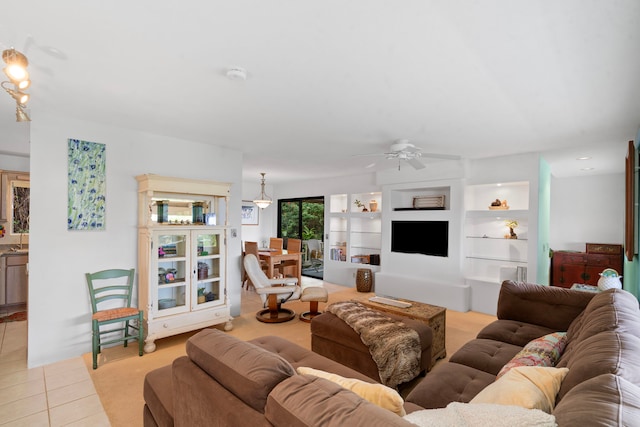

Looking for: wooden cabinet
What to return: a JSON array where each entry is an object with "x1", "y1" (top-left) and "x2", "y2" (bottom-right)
[
  {"x1": 136, "y1": 174, "x2": 232, "y2": 353},
  {"x1": 0, "y1": 254, "x2": 28, "y2": 306},
  {"x1": 551, "y1": 244, "x2": 623, "y2": 288}
]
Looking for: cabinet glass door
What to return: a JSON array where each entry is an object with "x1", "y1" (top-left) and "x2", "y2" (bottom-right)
[
  {"x1": 154, "y1": 230, "x2": 190, "y2": 316},
  {"x1": 192, "y1": 230, "x2": 225, "y2": 310}
]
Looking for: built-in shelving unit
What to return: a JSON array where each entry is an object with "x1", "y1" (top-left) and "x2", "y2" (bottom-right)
[
  {"x1": 390, "y1": 186, "x2": 451, "y2": 211},
  {"x1": 464, "y1": 182, "x2": 530, "y2": 284},
  {"x1": 328, "y1": 192, "x2": 382, "y2": 266}
]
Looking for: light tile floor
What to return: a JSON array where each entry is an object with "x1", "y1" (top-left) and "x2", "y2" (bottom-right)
[
  {"x1": 0, "y1": 308, "x2": 110, "y2": 427},
  {"x1": 0, "y1": 276, "x2": 337, "y2": 426}
]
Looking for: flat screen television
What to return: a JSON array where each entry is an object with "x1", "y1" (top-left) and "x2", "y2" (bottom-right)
[{"x1": 391, "y1": 220, "x2": 449, "y2": 257}]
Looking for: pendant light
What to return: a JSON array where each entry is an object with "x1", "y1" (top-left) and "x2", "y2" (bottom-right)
[{"x1": 253, "y1": 172, "x2": 272, "y2": 209}]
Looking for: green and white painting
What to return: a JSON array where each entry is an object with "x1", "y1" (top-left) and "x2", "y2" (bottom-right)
[{"x1": 68, "y1": 139, "x2": 106, "y2": 230}]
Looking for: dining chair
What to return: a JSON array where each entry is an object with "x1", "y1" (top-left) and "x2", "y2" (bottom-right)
[
  {"x1": 243, "y1": 254, "x2": 301, "y2": 323},
  {"x1": 278, "y1": 238, "x2": 302, "y2": 277},
  {"x1": 243, "y1": 241, "x2": 268, "y2": 290},
  {"x1": 269, "y1": 237, "x2": 284, "y2": 251},
  {"x1": 306, "y1": 239, "x2": 324, "y2": 271},
  {"x1": 85, "y1": 268, "x2": 144, "y2": 369}
]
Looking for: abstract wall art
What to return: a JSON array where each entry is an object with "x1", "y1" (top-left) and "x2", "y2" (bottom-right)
[
  {"x1": 68, "y1": 139, "x2": 106, "y2": 230},
  {"x1": 241, "y1": 201, "x2": 259, "y2": 225}
]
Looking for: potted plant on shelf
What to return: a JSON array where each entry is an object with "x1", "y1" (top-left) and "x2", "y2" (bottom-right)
[
  {"x1": 197, "y1": 287, "x2": 206, "y2": 304},
  {"x1": 354, "y1": 199, "x2": 368, "y2": 212},
  {"x1": 504, "y1": 220, "x2": 518, "y2": 239}
]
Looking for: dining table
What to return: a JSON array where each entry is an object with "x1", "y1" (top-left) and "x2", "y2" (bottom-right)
[{"x1": 258, "y1": 249, "x2": 302, "y2": 283}]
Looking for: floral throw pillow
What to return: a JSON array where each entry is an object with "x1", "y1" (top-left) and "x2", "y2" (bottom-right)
[{"x1": 497, "y1": 332, "x2": 567, "y2": 379}]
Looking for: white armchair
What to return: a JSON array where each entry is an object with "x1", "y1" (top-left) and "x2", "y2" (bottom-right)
[{"x1": 243, "y1": 254, "x2": 301, "y2": 323}]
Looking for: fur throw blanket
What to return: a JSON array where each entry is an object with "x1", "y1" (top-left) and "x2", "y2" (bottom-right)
[{"x1": 327, "y1": 300, "x2": 421, "y2": 388}]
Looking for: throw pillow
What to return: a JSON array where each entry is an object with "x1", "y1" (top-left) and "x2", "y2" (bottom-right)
[
  {"x1": 470, "y1": 366, "x2": 569, "y2": 413},
  {"x1": 403, "y1": 402, "x2": 557, "y2": 427},
  {"x1": 497, "y1": 331, "x2": 567, "y2": 379},
  {"x1": 296, "y1": 366, "x2": 406, "y2": 416}
]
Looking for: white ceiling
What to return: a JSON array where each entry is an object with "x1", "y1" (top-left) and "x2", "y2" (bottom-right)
[{"x1": 1, "y1": 1, "x2": 638, "y2": 183}]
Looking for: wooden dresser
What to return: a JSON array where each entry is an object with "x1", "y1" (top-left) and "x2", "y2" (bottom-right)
[{"x1": 551, "y1": 243, "x2": 623, "y2": 288}]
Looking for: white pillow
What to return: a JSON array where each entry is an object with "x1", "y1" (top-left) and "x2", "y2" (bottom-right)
[
  {"x1": 403, "y1": 402, "x2": 556, "y2": 427},
  {"x1": 296, "y1": 366, "x2": 406, "y2": 416},
  {"x1": 470, "y1": 366, "x2": 569, "y2": 413}
]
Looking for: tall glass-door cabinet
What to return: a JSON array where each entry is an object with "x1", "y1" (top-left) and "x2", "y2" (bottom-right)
[{"x1": 136, "y1": 174, "x2": 232, "y2": 353}]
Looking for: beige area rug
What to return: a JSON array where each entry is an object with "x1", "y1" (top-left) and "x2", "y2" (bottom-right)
[{"x1": 83, "y1": 284, "x2": 496, "y2": 427}]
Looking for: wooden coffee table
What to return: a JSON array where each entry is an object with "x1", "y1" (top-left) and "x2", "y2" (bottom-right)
[{"x1": 352, "y1": 294, "x2": 446, "y2": 368}]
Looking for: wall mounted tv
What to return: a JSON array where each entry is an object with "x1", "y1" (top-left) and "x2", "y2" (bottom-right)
[{"x1": 391, "y1": 220, "x2": 449, "y2": 257}]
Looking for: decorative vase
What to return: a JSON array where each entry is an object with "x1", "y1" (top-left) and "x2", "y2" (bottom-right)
[
  {"x1": 369, "y1": 200, "x2": 378, "y2": 212},
  {"x1": 597, "y1": 273, "x2": 622, "y2": 291}
]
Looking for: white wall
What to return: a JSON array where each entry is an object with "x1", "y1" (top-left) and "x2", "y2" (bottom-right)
[
  {"x1": 0, "y1": 154, "x2": 29, "y2": 172},
  {"x1": 28, "y1": 114, "x2": 243, "y2": 367},
  {"x1": 550, "y1": 173, "x2": 624, "y2": 251},
  {"x1": 241, "y1": 180, "x2": 275, "y2": 248}
]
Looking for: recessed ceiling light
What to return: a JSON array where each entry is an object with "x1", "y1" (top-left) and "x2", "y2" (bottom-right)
[
  {"x1": 577, "y1": 156, "x2": 591, "y2": 160},
  {"x1": 581, "y1": 167, "x2": 595, "y2": 171},
  {"x1": 365, "y1": 163, "x2": 376, "y2": 168}
]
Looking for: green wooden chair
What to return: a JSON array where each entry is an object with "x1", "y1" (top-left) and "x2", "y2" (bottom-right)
[{"x1": 85, "y1": 268, "x2": 144, "y2": 369}]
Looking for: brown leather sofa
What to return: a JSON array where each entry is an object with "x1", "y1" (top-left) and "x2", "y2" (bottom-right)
[{"x1": 143, "y1": 281, "x2": 640, "y2": 426}]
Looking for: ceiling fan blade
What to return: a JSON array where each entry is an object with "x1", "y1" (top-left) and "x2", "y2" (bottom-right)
[
  {"x1": 352, "y1": 152, "x2": 386, "y2": 158},
  {"x1": 408, "y1": 158, "x2": 426, "y2": 170},
  {"x1": 421, "y1": 153, "x2": 461, "y2": 160}
]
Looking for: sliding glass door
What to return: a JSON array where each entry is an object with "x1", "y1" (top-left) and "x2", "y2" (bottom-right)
[{"x1": 278, "y1": 197, "x2": 324, "y2": 278}]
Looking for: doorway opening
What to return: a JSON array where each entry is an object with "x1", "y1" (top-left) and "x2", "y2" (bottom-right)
[{"x1": 277, "y1": 197, "x2": 324, "y2": 279}]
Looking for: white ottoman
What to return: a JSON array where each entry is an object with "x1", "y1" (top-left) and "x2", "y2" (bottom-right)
[{"x1": 300, "y1": 286, "x2": 329, "y2": 323}]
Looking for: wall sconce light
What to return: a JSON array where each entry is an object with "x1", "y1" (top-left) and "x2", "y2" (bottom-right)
[
  {"x1": 2, "y1": 48, "x2": 31, "y2": 122},
  {"x1": 253, "y1": 173, "x2": 272, "y2": 209}
]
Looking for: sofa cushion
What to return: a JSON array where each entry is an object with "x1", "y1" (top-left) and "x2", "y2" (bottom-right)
[
  {"x1": 405, "y1": 362, "x2": 495, "y2": 409},
  {"x1": 563, "y1": 289, "x2": 640, "y2": 359},
  {"x1": 556, "y1": 330, "x2": 640, "y2": 401},
  {"x1": 265, "y1": 374, "x2": 414, "y2": 427},
  {"x1": 497, "y1": 281, "x2": 595, "y2": 331},
  {"x1": 476, "y1": 319, "x2": 556, "y2": 347},
  {"x1": 449, "y1": 338, "x2": 522, "y2": 376},
  {"x1": 249, "y1": 335, "x2": 378, "y2": 383},
  {"x1": 470, "y1": 366, "x2": 569, "y2": 413},
  {"x1": 185, "y1": 329, "x2": 295, "y2": 413},
  {"x1": 497, "y1": 332, "x2": 567, "y2": 379},
  {"x1": 553, "y1": 374, "x2": 640, "y2": 426},
  {"x1": 404, "y1": 402, "x2": 556, "y2": 427},
  {"x1": 297, "y1": 366, "x2": 406, "y2": 416},
  {"x1": 143, "y1": 364, "x2": 174, "y2": 427}
]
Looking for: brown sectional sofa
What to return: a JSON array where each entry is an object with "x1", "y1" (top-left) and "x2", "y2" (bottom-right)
[{"x1": 143, "y1": 281, "x2": 640, "y2": 426}]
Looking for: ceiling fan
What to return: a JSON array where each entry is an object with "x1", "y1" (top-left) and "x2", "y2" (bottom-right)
[{"x1": 357, "y1": 139, "x2": 460, "y2": 170}]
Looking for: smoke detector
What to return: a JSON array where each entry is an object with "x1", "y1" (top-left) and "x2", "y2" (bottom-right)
[{"x1": 226, "y1": 67, "x2": 247, "y2": 81}]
